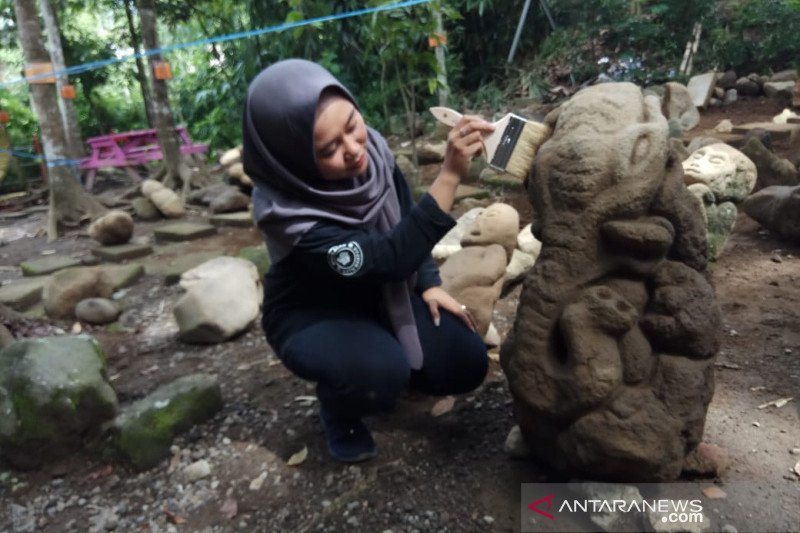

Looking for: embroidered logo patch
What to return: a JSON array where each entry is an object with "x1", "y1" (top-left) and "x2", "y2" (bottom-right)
[{"x1": 327, "y1": 241, "x2": 364, "y2": 276}]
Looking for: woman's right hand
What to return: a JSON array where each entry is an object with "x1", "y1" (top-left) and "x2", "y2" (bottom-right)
[{"x1": 441, "y1": 116, "x2": 495, "y2": 180}]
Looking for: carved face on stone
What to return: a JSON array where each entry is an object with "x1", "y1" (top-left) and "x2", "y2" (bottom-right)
[
  {"x1": 682, "y1": 143, "x2": 756, "y2": 202},
  {"x1": 461, "y1": 203, "x2": 519, "y2": 258},
  {"x1": 533, "y1": 83, "x2": 669, "y2": 216}
]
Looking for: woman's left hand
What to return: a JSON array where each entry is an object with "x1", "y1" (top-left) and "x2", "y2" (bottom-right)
[{"x1": 421, "y1": 286, "x2": 477, "y2": 332}]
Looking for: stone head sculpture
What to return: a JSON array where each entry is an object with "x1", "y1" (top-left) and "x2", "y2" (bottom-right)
[
  {"x1": 683, "y1": 143, "x2": 756, "y2": 202},
  {"x1": 530, "y1": 83, "x2": 670, "y2": 252},
  {"x1": 460, "y1": 202, "x2": 519, "y2": 259}
]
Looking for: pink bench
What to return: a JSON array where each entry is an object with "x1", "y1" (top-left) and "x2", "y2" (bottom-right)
[{"x1": 80, "y1": 126, "x2": 208, "y2": 190}]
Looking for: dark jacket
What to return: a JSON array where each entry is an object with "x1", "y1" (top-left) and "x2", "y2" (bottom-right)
[{"x1": 261, "y1": 165, "x2": 456, "y2": 353}]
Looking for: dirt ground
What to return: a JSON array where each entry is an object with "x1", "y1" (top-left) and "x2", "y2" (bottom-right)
[{"x1": 0, "y1": 97, "x2": 799, "y2": 532}]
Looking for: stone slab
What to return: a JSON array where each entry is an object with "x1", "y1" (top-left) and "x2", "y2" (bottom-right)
[
  {"x1": 20, "y1": 255, "x2": 81, "y2": 277},
  {"x1": 730, "y1": 122, "x2": 799, "y2": 140},
  {"x1": 101, "y1": 264, "x2": 145, "y2": 289},
  {"x1": 0, "y1": 277, "x2": 48, "y2": 311},
  {"x1": 92, "y1": 243, "x2": 153, "y2": 262},
  {"x1": 144, "y1": 250, "x2": 222, "y2": 284},
  {"x1": 209, "y1": 212, "x2": 253, "y2": 228},
  {"x1": 687, "y1": 71, "x2": 717, "y2": 108},
  {"x1": 153, "y1": 222, "x2": 217, "y2": 242}
]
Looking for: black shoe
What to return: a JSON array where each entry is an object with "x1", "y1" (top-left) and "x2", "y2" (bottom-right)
[{"x1": 319, "y1": 406, "x2": 377, "y2": 463}]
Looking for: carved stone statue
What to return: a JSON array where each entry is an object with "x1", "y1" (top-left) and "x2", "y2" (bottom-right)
[
  {"x1": 501, "y1": 82, "x2": 721, "y2": 481},
  {"x1": 682, "y1": 143, "x2": 756, "y2": 202},
  {"x1": 682, "y1": 143, "x2": 757, "y2": 258}
]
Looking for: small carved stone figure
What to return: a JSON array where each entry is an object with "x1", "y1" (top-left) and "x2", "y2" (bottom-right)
[
  {"x1": 682, "y1": 142, "x2": 757, "y2": 258},
  {"x1": 682, "y1": 142, "x2": 756, "y2": 202},
  {"x1": 501, "y1": 82, "x2": 721, "y2": 481}
]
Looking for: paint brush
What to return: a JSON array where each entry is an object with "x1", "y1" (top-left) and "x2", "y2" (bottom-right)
[{"x1": 430, "y1": 106, "x2": 551, "y2": 180}]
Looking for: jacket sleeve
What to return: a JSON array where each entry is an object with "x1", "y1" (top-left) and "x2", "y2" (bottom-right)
[
  {"x1": 290, "y1": 189, "x2": 454, "y2": 284},
  {"x1": 392, "y1": 164, "x2": 445, "y2": 293}
]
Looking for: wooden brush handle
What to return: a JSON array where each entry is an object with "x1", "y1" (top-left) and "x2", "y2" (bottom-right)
[{"x1": 429, "y1": 107, "x2": 464, "y2": 127}]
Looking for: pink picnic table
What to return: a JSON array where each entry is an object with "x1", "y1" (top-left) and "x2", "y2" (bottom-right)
[{"x1": 79, "y1": 126, "x2": 208, "y2": 190}]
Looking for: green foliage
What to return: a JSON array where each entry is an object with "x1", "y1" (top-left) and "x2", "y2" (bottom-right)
[
  {"x1": 4, "y1": 0, "x2": 800, "y2": 165},
  {"x1": 702, "y1": 0, "x2": 800, "y2": 73}
]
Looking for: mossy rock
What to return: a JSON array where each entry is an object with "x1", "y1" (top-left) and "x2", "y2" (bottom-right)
[
  {"x1": 105, "y1": 374, "x2": 222, "y2": 470},
  {"x1": 0, "y1": 335, "x2": 118, "y2": 469},
  {"x1": 237, "y1": 245, "x2": 271, "y2": 277},
  {"x1": 706, "y1": 202, "x2": 738, "y2": 260}
]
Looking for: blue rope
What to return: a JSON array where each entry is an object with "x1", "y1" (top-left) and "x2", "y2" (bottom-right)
[
  {"x1": 0, "y1": 0, "x2": 431, "y2": 89},
  {"x1": 0, "y1": 147, "x2": 82, "y2": 167}
]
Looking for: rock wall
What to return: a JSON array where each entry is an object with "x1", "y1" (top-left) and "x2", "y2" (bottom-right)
[{"x1": 500, "y1": 82, "x2": 721, "y2": 481}]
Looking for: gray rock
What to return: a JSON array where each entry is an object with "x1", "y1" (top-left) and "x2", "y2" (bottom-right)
[
  {"x1": 577, "y1": 482, "x2": 643, "y2": 532},
  {"x1": 395, "y1": 155, "x2": 417, "y2": 179},
  {"x1": 742, "y1": 185, "x2": 800, "y2": 241},
  {"x1": 416, "y1": 141, "x2": 446, "y2": 164},
  {"x1": 105, "y1": 374, "x2": 222, "y2": 470},
  {"x1": 763, "y1": 81, "x2": 795, "y2": 99},
  {"x1": 175, "y1": 258, "x2": 262, "y2": 343},
  {"x1": 132, "y1": 197, "x2": 161, "y2": 221},
  {"x1": 75, "y1": 298, "x2": 121, "y2": 325},
  {"x1": 188, "y1": 183, "x2": 231, "y2": 206},
  {"x1": 88, "y1": 210, "x2": 134, "y2": 245},
  {"x1": 43, "y1": 267, "x2": 114, "y2": 319},
  {"x1": 740, "y1": 137, "x2": 799, "y2": 190},
  {"x1": 209, "y1": 188, "x2": 250, "y2": 214},
  {"x1": 0, "y1": 323, "x2": 14, "y2": 349},
  {"x1": 735, "y1": 77, "x2": 760, "y2": 96},
  {"x1": 183, "y1": 459, "x2": 212, "y2": 481},
  {"x1": 769, "y1": 69, "x2": 798, "y2": 82},
  {"x1": 687, "y1": 137, "x2": 722, "y2": 154},
  {"x1": 503, "y1": 425, "x2": 531, "y2": 459},
  {"x1": 724, "y1": 89, "x2": 738, "y2": 106},
  {"x1": 717, "y1": 70, "x2": 737, "y2": 90},
  {"x1": 664, "y1": 82, "x2": 699, "y2": 131},
  {"x1": 0, "y1": 335, "x2": 118, "y2": 468},
  {"x1": 667, "y1": 118, "x2": 683, "y2": 139}
]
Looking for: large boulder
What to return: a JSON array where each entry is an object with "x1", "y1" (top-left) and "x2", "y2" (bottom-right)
[
  {"x1": 88, "y1": 210, "x2": 134, "y2": 245},
  {"x1": 440, "y1": 244, "x2": 506, "y2": 337},
  {"x1": 682, "y1": 142, "x2": 757, "y2": 202},
  {"x1": 132, "y1": 197, "x2": 162, "y2": 221},
  {"x1": 0, "y1": 335, "x2": 118, "y2": 468},
  {"x1": 104, "y1": 374, "x2": 222, "y2": 470},
  {"x1": 742, "y1": 185, "x2": 800, "y2": 241},
  {"x1": 735, "y1": 76, "x2": 760, "y2": 96},
  {"x1": 739, "y1": 137, "x2": 798, "y2": 191},
  {"x1": 763, "y1": 81, "x2": 795, "y2": 99},
  {"x1": 501, "y1": 82, "x2": 720, "y2": 482},
  {"x1": 460, "y1": 202, "x2": 520, "y2": 259},
  {"x1": 141, "y1": 179, "x2": 184, "y2": 218},
  {"x1": 209, "y1": 188, "x2": 250, "y2": 213},
  {"x1": 174, "y1": 257, "x2": 262, "y2": 343},
  {"x1": 75, "y1": 298, "x2": 121, "y2": 325},
  {"x1": 663, "y1": 82, "x2": 700, "y2": 131},
  {"x1": 43, "y1": 267, "x2": 114, "y2": 319}
]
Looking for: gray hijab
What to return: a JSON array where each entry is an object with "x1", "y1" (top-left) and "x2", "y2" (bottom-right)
[{"x1": 242, "y1": 59, "x2": 424, "y2": 369}]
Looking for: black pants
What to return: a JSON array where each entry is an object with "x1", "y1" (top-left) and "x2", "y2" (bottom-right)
[{"x1": 278, "y1": 293, "x2": 489, "y2": 420}]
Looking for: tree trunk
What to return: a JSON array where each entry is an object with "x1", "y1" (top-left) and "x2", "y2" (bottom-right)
[
  {"x1": 137, "y1": 0, "x2": 190, "y2": 189},
  {"x1": 38, "y1": 0, "x2": 84, "y2": 160},
  {"x1": 124, "y1": 0, "x2": 154, "y2": 127},
  {"x1": 13, "y1": 0, "x2": 104, "y2": 240}
]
